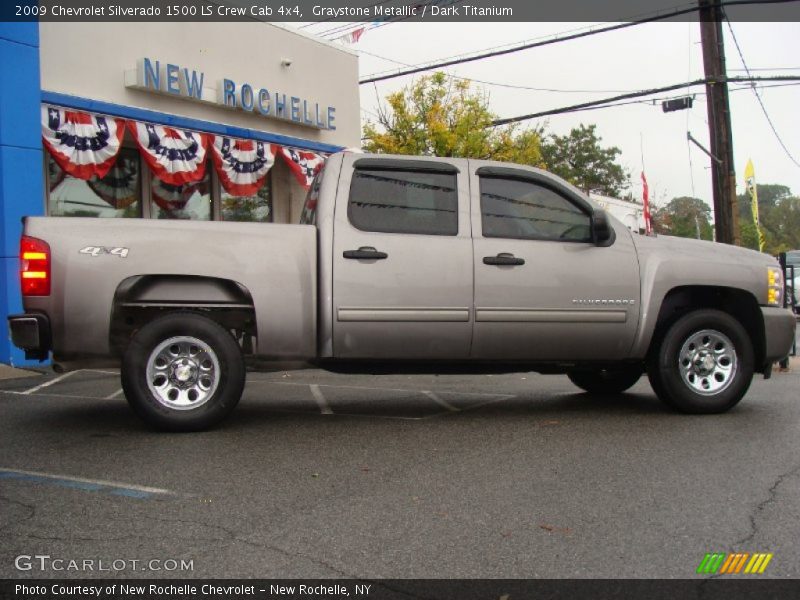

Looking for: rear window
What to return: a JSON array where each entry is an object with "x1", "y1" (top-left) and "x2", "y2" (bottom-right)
[{"x1": 347, "y1": 168, "x2": 458, "y2": 236}]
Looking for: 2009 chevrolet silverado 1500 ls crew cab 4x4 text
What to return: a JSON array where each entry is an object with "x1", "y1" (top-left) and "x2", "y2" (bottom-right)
[{"x1": 8, "y1": 153, "x2": 796, "y2": 430}]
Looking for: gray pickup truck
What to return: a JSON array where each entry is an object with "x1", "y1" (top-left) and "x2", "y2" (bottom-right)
[{"x1": 8, "y1": 152, "x2": 796, "y2": 430}]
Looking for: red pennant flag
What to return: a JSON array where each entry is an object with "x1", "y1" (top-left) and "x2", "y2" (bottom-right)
[{"x1": 641, "y1": 172, "x2": 652, "y2": 235}]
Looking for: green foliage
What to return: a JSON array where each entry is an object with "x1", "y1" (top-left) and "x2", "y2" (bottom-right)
[
  {"x1": 736, "y1": 183, "x2": 800, "y2": 253},
  {"x1": 539, "y1": 124, "x2": 629, "y2": 196},
  {"x1": 652, "y1": 196, "x2": 714, "y2": 241},
  {"x1": 362, "y1": 72, "x2": 544, "y2": 166}
]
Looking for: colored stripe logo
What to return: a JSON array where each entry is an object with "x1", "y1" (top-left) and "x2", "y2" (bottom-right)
[{"x1": 697, "y1": 552, "x2": 773, "y2": 575}]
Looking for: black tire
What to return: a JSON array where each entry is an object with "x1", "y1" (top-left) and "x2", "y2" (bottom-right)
[
  {"x1": 647, "y1": 309, "x2": 754, "y2": 414},
  {"x1": 122, "y1": 312, "x2": 245, "y2": 431},
  {"x1": 567, "y1": 366, "x2": 643, "y2": 395}
]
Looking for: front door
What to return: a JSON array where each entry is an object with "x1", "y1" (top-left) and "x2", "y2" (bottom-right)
[
  {"x1": 469, "y1": 163, "x2": 641, "y2": 361},
  {"x1": 332, "y1": 155, "x2": 473, "y2": 359}
]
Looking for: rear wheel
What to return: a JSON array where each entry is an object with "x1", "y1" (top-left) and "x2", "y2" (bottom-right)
[
  {"x1": 647, "y1": 309, "x2": 753, "y2": 414},
  {"x1": 122, "y1": 312, "x2": 245, "y2": 431},
  {"x1": 567, "y1": 366, "x2": 643, "y2": 395}
]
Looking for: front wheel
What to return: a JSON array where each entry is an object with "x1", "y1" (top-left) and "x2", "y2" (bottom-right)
[
  {"x1": 647, "y1": 309, "x2": 754, "y2": 414},
  {"x1": 122, "y1": 312, "x2": 245, "y2": 431},
  {"x1": 567, "y1": 366, "x2": 643, "y2": 395}
]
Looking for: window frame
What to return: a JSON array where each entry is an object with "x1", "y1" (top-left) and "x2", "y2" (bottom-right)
[
  {"x1": 346, "y1": 162, "x2": 461, "y2": 237},
  {"x1": 476, "y1": 167, "x2": 596, "y2": 244}
]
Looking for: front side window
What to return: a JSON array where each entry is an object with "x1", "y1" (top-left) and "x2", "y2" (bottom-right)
[
  {"x1": 348, "y1": 168, "x2": 458, "y2": 236},
  {"x1": 480, "y1": 177, "x2": 591, "y2": 242}
]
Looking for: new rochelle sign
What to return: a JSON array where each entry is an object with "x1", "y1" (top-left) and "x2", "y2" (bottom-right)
[{"x1": 125, "y1": 57, "x2": 336, "y2": 131}]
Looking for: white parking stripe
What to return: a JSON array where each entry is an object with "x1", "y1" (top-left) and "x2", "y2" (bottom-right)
[
  {"x1": 20, "y1": 371, "x2": 77, "y2": 395},
  {"x1": 422, "y1": 390, "x2": 459, "y2": 412},
  {"x1": 309, "y1": 384, "x2": 333, "y2": 415},
  {"x1": 258, "y1": 379, "x2": 513, "y2": 398},
  {"x1": 104, "y1": 388, "x2": 125, "y2": 400},
  {"x1": 0, "y1": 467, "x2": 172, "y2": 495}
]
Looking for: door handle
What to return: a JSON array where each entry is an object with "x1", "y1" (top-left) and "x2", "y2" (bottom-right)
[
  {"x1": 343, "y1": 246, "x2": 388, "y2": 260},
  {"x1": 483, "y1": 253, "x2": 525, "y2": 266}
]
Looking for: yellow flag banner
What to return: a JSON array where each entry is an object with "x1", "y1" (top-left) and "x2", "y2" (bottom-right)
[{"x1": 744, "y1": 159, "x2": 766, "y2": 252}]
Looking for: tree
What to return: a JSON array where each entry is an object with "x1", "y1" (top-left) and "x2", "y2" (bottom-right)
[
  {"x1": 652, "y1": 196, "x2": 714, "y2": 241},
  {"x1": 736, "y1": 183, "x2": 800, "y2": 253},
  {"x1": 540, "y1": 124, "x2": 629, "y2": 196},
  {"x1": 362, "y1": 72, "x2": 544, "y2": 166}
]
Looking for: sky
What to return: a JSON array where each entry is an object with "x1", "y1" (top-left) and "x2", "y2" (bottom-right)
[{"x1": 293, "y1": 15, "x2": 800, "y2": 212}]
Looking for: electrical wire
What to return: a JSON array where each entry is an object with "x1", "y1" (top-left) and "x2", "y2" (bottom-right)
[
  {"x1": 359, "y1": 0, "x2": 800, "y2": 84},
  {"x1": 489, "y1": 76, "x2": 800, "y2": 125},
  {"x1": 724, "y1": 15, "x2": 800, "y2": 167}
]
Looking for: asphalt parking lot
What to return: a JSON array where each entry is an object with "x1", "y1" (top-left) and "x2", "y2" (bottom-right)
[{"x1": 0, "y1": 361, "x2": 799, "y2": 579}]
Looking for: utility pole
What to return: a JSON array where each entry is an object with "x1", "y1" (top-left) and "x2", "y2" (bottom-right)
[{"x1": 699, "y1": 0, "x2": 740, "y2": 245}]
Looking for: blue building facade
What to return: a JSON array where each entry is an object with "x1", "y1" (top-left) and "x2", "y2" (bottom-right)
[{"x1": 0, "y1": 23, "x2": 45, "y2": 366}]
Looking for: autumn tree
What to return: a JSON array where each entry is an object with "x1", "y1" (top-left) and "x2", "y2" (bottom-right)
[
  {"x1": 652, "y1": 196, "x2": 714, "y2": 241},
  {"x1": 540, "y1": 124, "x2": 628, "y2": 196},
  {"x1": 362, "y1": 72, "x2": 544, "y2": 166}
]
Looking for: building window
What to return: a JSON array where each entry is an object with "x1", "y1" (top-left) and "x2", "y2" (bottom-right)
[
  {"x1": 479, "y1": 176, "x2": 591, "y2": 242},
  {"x1": 47, "y1": 148, "x2": 141, "y2": 218},
  {"x1": 348, "y1": 168, "x2": 458, "y2": 236},
  {"x1": 149, "y1": 166, "x2": 212, "y2": 220},
  {"x1": 220, "y1": 175, "x2": 272, "y2": 222}
]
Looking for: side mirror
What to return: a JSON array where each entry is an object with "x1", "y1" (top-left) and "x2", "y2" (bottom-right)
[{"x1": 592, "y1": 209, "x2": 615, "y2": 246}]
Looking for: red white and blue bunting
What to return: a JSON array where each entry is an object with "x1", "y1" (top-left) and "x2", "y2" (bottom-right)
[
  {"x1": 86, "y1": 154, "x2": 140, "y2": 209},
  {"x1": 151, "y1": 178, "x2": 210, "y2": 213},
  {"x1": 41, "y1": 106, "x2": 125, "y2": 180},
  {"x1": 210, "y1": 137, "x2": 276, "y2": 197},
  {"x1": 279, "y1": 147, "x2": 327, "y2": 189},
  {"x1": 127, "y1": 121, "x2": 209, "y2": 186}
]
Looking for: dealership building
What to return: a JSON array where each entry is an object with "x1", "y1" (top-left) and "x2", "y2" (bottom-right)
[{"x1": 0, "y1": 21, "x2": 360, "y2": 365}]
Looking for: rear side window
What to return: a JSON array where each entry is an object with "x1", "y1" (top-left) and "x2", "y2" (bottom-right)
[
  {"x1": 348, "y1": 168, "x2": 458, "y2": 236},
  {"x1": 480, "y1": 176, "x2": 591, "y2": 242}
]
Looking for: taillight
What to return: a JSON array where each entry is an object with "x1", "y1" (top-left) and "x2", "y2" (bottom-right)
[{"x1": 20, "y1": 236, "x2": 50, "y2": 296}]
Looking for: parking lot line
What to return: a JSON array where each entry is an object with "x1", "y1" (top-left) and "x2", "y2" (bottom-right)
[
  {"x1": 104, "y1": 388, "x2": 125, "y2": 400},
  {"x1": 422, "y1": 390, "x2": 459, "y2": 412},
  {"x1": 19, "y1": 371, "x2": 77, "y2": 395},
  {"x1": 0, "y1": 467, "x2": 172, "y2": 498},
  {"x1": 309, "y1": 384, "x2": 333, "y2": 415},
  {"x1": 260, "y1": 379, "x2": 514, "y2": 398}
]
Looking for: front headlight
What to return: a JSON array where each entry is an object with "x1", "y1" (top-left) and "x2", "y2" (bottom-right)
[{"x1": 767, "y1": 266, "x2": 783, "y2": 306}]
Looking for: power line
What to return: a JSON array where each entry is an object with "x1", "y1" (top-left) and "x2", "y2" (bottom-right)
[
  {"x1": 357, "y1": 48, "x2": 643, "y2": 94},
  {"x1": 358, "y1": 0, "x2": 798, "y2": 85},
  {"x1": 724, "y1": 16, "x2": 800, "y2": 167},
  {"x1": 359, "y1": 0, "x2": 800, "y2": 85},
  {"x1": 489, "y1": 76, "x2": 800, "y2": 126}
]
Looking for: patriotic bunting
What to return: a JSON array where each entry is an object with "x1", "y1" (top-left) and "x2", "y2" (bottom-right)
[
  {"x1": 128, "y1": 121, "x2": 209, "y2": 185},
  {"x1": 151, "y1": 178, "x2": 210, "y2": 213},
  {"x1": 211, "y1": 137, "x2": 276, "y2": 196},
  {"x1": 279, "y1": 147, "x2": 326, "y2": 189},
  {"x1": 86, "y1": 154, "x2": 140, "y2": 209},
  {"x1": 41, "y1": 106, "x2": 125, "y2": 180}
]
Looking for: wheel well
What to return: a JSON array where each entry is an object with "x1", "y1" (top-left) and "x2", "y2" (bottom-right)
[
  {"x1": 649, "y1": 286, "x2": 765, "y2": 370},
  {"x1": 110, "y1": 275, "x2": 257, "y2": 357}
]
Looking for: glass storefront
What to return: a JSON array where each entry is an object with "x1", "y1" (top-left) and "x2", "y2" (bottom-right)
[{"x1": 44, "y1": 115, "x2": 283, "y2": 223}]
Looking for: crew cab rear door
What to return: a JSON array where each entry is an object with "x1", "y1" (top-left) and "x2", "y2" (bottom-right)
[
  {"x1": 469, "y1": 163, "x2": 641, "y2": 360},
  {"x1": 332, "y1": 155, "x2": 473, "y2": 359}
]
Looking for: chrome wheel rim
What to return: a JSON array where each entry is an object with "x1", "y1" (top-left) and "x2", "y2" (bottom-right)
[
  {"x1": 146, "y1": 336, "x2": 220, "y2": 410},
  {"x1": 678, "y1": 329, "x2": 737, "y2": 396}
]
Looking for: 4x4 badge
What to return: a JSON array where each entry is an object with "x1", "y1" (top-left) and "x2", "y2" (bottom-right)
[{"x1": 79, "y1": 246, "x2": 129, "y2": 258}]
